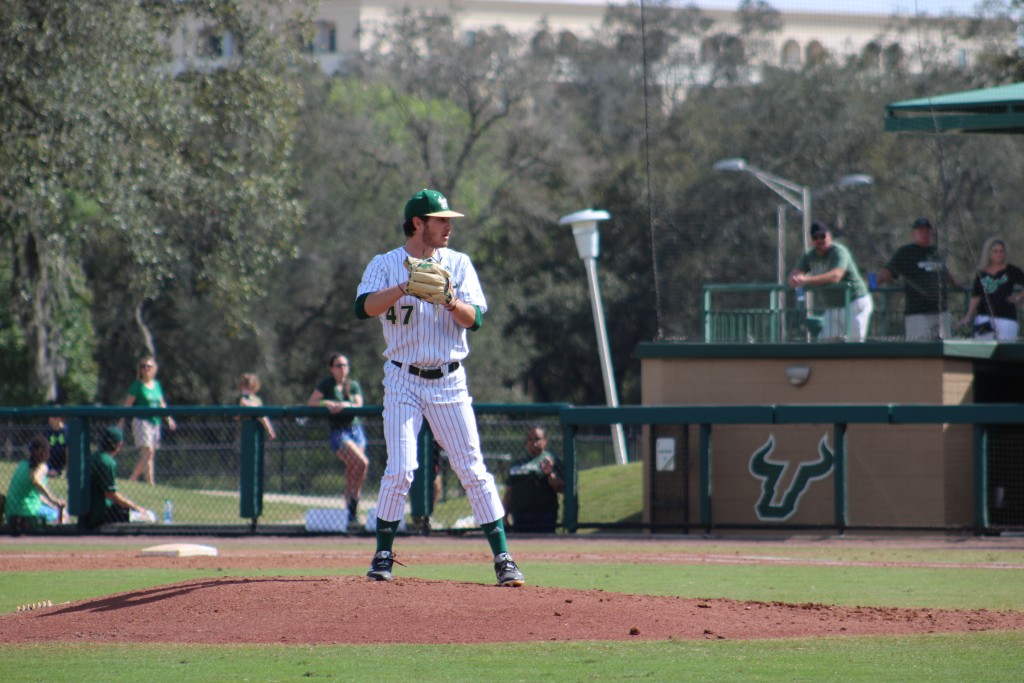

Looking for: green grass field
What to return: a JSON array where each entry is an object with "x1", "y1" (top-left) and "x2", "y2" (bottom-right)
[
  {"x1": 2, "y1": 536, "x2": 1023, "y2": 682},
  {"x1": 3, "y1": 461, "x2": 1024, "y2": 681}
]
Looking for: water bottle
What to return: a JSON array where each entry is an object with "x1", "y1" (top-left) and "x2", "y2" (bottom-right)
[
  {"x1": 163, "y1": 499, "x2": 174, "y2": 524},
  {"x1": 796, "y1": 287, "x2": 806, "y2": 304}
]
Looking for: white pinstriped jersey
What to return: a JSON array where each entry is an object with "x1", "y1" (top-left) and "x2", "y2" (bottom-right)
[{"x1": 357, "y1": 246, "x2": 487, "y2": 368}]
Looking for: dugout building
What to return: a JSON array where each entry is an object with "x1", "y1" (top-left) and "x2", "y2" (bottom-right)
[{"x1": 637, "y1": 341, "x2": 1024, "y2": 532}]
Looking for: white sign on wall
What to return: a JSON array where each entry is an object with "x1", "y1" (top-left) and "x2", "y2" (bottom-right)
[{"x1": 655, "y1": 437, "x2": 676, "y2": 471}]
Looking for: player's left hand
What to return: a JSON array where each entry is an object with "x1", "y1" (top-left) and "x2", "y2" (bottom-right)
[{"x1": 403, "y1": 256, "x2": 454, "y2": 306}]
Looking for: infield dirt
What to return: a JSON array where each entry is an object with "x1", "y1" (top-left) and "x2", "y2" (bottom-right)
[{"x1": 2, "y1": 534, "x2": 1022, "y2": 644}]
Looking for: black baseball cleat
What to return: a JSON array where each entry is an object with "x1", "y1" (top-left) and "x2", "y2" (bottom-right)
[
  {"x1": 494, "y1": 552, "x2": 525, "y2": 587},
  {"x1": 367, "y1": 550, "x2": 396, "y2": 581}
]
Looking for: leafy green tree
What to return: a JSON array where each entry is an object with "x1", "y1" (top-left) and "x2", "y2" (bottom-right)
[
  {"x1": 273, "y1": 8, "x2": 581, "y2": 403},
  {"x1": 0, "y1": 0, "x2": 305, "y2": 405},
  {"x1": 0, "y1": 1, "x2": 188, "y2": 403}
]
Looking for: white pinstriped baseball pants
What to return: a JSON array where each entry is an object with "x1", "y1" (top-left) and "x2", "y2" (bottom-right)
[{"x1": 376, "y1": 361, "x2": 505, "y2": 524}]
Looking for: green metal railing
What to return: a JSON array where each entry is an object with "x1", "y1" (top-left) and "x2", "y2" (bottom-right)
[{"x1": 702, "y1": 283, "x2": 973, "y2": 342}]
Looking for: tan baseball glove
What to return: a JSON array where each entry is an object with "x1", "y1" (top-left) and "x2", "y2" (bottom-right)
[{"x1": 403, "y1": 256, "x2": 454, "y2": 306}]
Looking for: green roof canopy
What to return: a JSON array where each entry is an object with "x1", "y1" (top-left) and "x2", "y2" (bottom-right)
[{"x1": 885, "y1": 82, "x2": 1024, "y2": 134}]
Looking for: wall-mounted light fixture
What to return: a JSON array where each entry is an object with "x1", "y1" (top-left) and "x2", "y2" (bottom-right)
[{"x1": 785, "y1": 365, "x2": 811, "y2": 387}]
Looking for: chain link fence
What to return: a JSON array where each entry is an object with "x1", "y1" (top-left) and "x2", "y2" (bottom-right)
[{"x1": 0, "y1": 406, "x2": 642, "y2": 536}]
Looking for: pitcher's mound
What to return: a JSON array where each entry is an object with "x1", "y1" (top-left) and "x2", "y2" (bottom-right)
[{"x1": 2, "y1": 575, "x2": 1021, "y2": 645}]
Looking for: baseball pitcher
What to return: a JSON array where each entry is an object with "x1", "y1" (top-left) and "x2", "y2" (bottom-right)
[{"x1": 355, "y1": 188, "x2": 525, "y2": 587}]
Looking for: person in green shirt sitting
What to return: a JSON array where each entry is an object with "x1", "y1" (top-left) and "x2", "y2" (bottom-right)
[
  {"x1": 79, "y1": 426, "x2": 154, "y2": 531},
  {"x1": 5, "y1": 435, "x2": 65, "y2": 534}
]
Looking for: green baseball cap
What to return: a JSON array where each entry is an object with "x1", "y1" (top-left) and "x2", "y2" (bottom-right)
[
  {"x1": 105, "y1": 425, "x2": 124, "y2": 443},
  {"x1": 404, "y1": 189, "x2": 464, "y2": 220}
]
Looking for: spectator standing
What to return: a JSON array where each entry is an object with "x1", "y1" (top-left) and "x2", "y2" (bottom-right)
[
  {"x1": 957, "y1": 238, "x2": 1024, "y2": 341},
  {"x1": 355, "y1": 188, "x2": 524, "y2": 586},
  {"x1": 5, "y1": 436, "x2": 66, "y2": 533},
  {"x1": 123, "y1": 355, "x2": 175, "y2": 486},
  {"x1": 239, "y1": 373, "x2": 276, "y2": 440},
  {"x1": 504, "y1": 426, "x2": 564, "y2": 533},
  {"x1": 44, "y1": 412, "x2": 69, "y2": 477},
  {"x1": 306, "y1": 353, "x2": 368, "y2": 524},
  {"x1": 876, "y1": 217, "x2": 961, "y2": 339},
  {"x1": 787, "y1": 222, "x2": 873, "y2": 342},
  {"x1": 80, "y1": 426, "x2": 154, "y2": 530}
]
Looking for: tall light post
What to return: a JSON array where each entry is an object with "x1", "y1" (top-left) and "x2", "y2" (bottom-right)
[
  {"x1": 712, "y1": 159, "x2": 872, "y2": 318},
  {"x1": 712, "y1": 158, "x2": 813, "y2": 286},
  {"x1": 559, "y1": 209, "x2": 628, "y2": 466}
]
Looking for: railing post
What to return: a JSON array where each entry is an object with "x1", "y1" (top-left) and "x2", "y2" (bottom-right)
[
  {"x1": 239, "y1": 418, "x2": 265, "y2": 524},
  {"x1": 973, "y1": 424, "x2": 989, "y2": 532},
  {"x1": 845, "y1": 285, "x2": 853, "y2": 341},
  {"x1": 700, "y1": 423, "x2": 712, "y2": 533},
  {"x1": 410, "y1": 422, "x2": 435, "y2": 523},
  {"x1": 833, "y1": 422, "x2": 847, "y2": 533},
  {"x1": 66, "y1": 417, "x2": 89, "y2": 518},
  {"x1": 562, "y1": 422, "x2": 578, "y2": 533},
  {"x1": 702, "y1": 286, "x2": 713, "y2": 342}
]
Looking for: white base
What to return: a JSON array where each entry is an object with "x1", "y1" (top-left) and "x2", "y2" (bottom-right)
[{"x1": 139, "y1": 543, "x2": 219, "y2": 557}]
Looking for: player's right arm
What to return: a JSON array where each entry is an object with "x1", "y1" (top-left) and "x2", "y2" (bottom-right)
[
  {"x1": 360, "y1": 285, "x2": 406, "y2": 318},
  {"x1": 356, "y1": 253, "x2": 406, "y2": 319}
]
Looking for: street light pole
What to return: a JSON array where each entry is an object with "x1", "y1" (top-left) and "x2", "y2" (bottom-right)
[
  {"x1": 713, "y1": 158, "x2": 873, "y2": 299},
  {"x1": 713, "y1": 159, "x2": 873, "y2": 339},
  {"x1": 559, "y1": 209, "x2": 629, "y2": 467}
]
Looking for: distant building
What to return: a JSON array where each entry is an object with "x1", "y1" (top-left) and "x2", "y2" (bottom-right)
[{"x1": 169, "y1": 1, "x2": 1010, "y2": 82}]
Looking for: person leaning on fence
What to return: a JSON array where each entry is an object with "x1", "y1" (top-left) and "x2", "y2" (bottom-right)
[
  {"x1": 957, "y1": 237, "x2": 1024, "y2": 341},
  {"x1": 239, "y1": 373, "x2": 276, "y2": 440},
  {"x1": 305, "y1": 353, "x2": 368, "y2": 524},
  {"x1": 4, "y1": 435, "x2": 66, "y2": 534},
  {"x1": 503, "y1": 426, "x2": 564, "y2": 534},
  {"x1": 876, "y1": 217, "x2": 961, "y2": 340},
  {"x1": 787, "y1": 222, "x2": 873, "y2": 342},
  {"x1": 122, "y1": 355, "x2": 176, "y2": 486},
  {"x1": 79, "y1": 426, "x2": 155, "y2": 530}
]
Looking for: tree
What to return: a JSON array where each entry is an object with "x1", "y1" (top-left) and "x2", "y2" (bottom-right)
[
  {"x1": 272, "y1": 7, "x2": 582, "y2": 403},
  {"x1": 0, "y1": 0, "x2": 306, "y2": 404},
  {"x1": 0, "y1": 1, "x2": 187, "y2": 402}
]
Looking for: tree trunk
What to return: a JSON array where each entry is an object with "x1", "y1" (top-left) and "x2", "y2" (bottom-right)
[{"x1": 13, "y1": 231, "x2": 60, "y2": 403}]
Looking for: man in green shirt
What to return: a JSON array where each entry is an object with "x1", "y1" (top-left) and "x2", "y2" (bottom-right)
[
  {"x1": 79, "y1": 426, "x2": 153, "y2": 530},
  {"x1": 788, "y1": 222, "x2": 873, "y2": 342}
]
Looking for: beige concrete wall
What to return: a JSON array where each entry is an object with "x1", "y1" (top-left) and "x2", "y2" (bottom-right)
[{"x1": 642, "y1": 356, "x2": 975, "y2": 529}]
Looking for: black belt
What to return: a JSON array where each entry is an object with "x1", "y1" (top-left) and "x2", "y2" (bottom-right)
[{"x1": 392, "y1": 360, "x2": 460, "y2": 379}]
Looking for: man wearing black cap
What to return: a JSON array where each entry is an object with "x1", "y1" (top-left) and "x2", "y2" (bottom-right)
[
  {"x1": 876, "y1": 217, "x2": 960, "y2": 340},
  {"x1": 787, "y1": 222, "x2": 873, "y2": 341}
]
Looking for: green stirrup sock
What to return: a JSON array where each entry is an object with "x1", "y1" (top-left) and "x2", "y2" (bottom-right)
[
  {"x1": 480, "y1": 519, "x2": 509, "y2": 556},
  {"x1": 375, "y1": 519, "x2": 400, "y2": 553}
]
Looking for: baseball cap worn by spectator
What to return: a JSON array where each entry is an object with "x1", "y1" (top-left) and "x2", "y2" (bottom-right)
[
  {"x1": 912, "y1": 217, "x2": 932, "y2": 229},
  {"x1": 102, "y1": 425, "x2": 124, "y2": 450},
  {"x1": 404, "y1": 189, "x2": 464, "y2": 220},
  {"x1": 810, "y1": 222, "x2": 829, "y2": 238}
]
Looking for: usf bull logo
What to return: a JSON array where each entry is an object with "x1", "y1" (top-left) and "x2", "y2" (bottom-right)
[{"x1": 749, "y1": 434, "x2": 834, "y2": 521}]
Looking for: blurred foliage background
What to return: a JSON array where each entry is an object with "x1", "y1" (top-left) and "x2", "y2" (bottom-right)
[{"x1": 3, "y1": 0, "x2": 1024, "y2": 409}]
